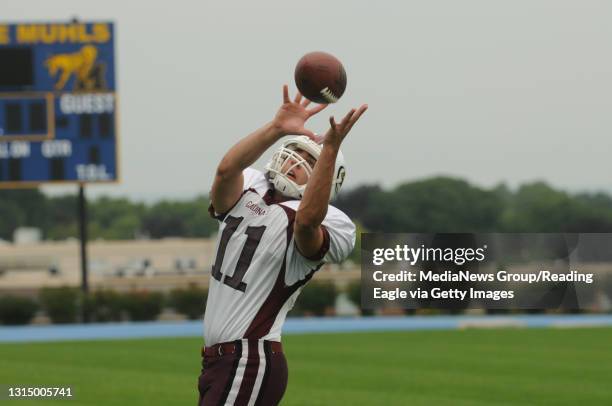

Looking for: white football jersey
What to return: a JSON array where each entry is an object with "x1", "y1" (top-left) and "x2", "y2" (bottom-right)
[{"x1": 203, "y1": 168, "x2": 355, "y2": 346}]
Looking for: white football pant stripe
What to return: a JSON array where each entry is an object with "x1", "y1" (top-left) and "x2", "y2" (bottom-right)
[
  {"x1": 247, "y1": 340, "x2": 267, "y2": 406},
  {"x1": 224, "y1": 339, "x2": 249, "y2": 406}
]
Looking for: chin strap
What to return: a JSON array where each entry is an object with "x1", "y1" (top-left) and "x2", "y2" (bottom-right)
[{"x1": 271, "y1": 173, "x2": 303, "y2": 199}]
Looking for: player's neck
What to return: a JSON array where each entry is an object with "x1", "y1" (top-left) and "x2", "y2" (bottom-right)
[
  {"x1": 273, "y1": 189, "x2": 289, "y2": 202},
  {"x1": 268, "y1": 189, "x2": 292, "y2": 204}
]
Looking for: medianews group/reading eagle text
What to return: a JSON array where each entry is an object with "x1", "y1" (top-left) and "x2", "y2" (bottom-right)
[{"x1": 372, "y1": 270, "x2": 594, "y2": 284}]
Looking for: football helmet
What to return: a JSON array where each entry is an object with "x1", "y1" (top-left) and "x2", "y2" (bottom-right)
[{"x1": 264, "y1": 135, "x2": 346, "y2": 201}]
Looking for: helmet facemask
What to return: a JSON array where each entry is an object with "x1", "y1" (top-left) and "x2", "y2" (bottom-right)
[
  {"x1": 265, "y1": 135, "x2": 346, "y2": 201},
  {"x1": 265, "y1": 145, "x2": 316, "y2": 199}
]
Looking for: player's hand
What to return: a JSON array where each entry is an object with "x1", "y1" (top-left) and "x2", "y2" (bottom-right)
[
  {"x1": 272, "y1": 85, "x2": 328, "y2": 140},
  {"x1": 321, "y1": 104, "x2": 368, "y2": 148}
]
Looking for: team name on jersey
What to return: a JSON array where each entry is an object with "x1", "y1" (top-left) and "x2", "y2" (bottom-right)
[{"x1": 245, "y1": 200, "x2": 267, "y2": 216}]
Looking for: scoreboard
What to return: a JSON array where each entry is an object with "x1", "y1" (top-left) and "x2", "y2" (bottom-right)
[{"x1": 0, "y1": 21, "x2": 118, "y2": 187}]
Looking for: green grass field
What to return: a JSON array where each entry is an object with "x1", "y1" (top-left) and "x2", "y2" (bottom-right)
[{"x1": 1, "y1": 328, "x2": 611, "y2": 405}]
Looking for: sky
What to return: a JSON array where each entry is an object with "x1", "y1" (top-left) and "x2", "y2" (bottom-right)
[{"x1": 3, "y1": 0, "x2": 611, "y2": 202}]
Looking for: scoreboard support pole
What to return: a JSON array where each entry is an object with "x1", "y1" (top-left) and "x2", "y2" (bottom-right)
[{"x1": 78, "y1": 184, "x2": 90, "y2": 323}]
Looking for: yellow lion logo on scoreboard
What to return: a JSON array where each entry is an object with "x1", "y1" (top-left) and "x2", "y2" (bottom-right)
[{"x1": 45, "y1": 45, "x2": 99, "y2": 90}]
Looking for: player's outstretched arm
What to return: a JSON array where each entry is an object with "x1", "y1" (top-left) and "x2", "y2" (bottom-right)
[
  {"x1": 211, "y1": 85, "x2": 328, "y2": 214},
  {"x1": 294, "y1": 104, "x2": 367, "y2": 257}
]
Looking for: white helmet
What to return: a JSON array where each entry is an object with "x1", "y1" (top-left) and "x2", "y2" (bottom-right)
[{"x1": 264, "y1": 135, "x2": 347, "y2": 201}]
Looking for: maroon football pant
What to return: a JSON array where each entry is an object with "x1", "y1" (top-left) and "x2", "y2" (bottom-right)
[{"x1": 197, "y1": 339, "x2": 288, "y2": 406}]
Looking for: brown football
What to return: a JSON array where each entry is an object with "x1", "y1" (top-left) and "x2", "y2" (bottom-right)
[{"x1": 294, "y1": 51, "x2": 347, "y2": 104}]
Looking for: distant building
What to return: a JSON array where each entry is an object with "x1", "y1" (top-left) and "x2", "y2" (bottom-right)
[
  {"x1": 13, "y1": 227, "x2": 42, "y2": 245},
  {"x1": 0, "y1": 238, "x2": 216, "y2": 294}
]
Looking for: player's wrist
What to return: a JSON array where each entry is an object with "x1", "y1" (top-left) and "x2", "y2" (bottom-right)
[
  {"x1": 322, "y1": 138, "x2": 342, "y2": 151},
  {"x1": 266, "y1": 120, "x2": 287, "y2": 139}
]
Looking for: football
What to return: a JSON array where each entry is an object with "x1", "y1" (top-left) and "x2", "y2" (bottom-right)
[{"x1": 294, "y1": 51, "x2": 347, "y2": 104}]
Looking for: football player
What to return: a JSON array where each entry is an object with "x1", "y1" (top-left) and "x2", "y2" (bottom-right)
[{"x1": 198, "y1": 85, "x2": 367, "y2": 405}]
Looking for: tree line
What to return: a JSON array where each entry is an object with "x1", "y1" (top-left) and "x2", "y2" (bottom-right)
[
  {"x1": 335, "y1": 178, "x2": 612, "y2": 233},
  {"x1": 0, "y1": 190, "x2": 218, "y2": 241},
  {"x1": 2, "y1": 177, "x2": 612, "y2": 242}
]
